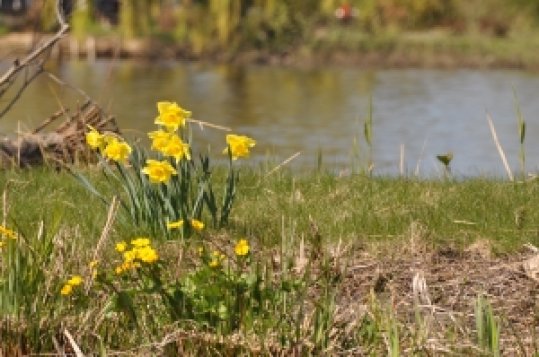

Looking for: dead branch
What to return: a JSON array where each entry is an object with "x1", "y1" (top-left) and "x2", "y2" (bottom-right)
[{"x1": 0, "y1": 0, "x2": 70, "y2": 118}]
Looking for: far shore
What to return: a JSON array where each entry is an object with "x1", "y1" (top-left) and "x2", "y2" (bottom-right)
[{"x1": 1, "y1": 31, "x2": 539, "y2": 70}]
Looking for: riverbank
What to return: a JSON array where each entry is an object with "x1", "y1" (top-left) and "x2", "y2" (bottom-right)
[
  {"x1": 1, "y1": 166, "x2": 538, "y2": 354},
  {"x1": 3, "y1": 30, "x2": 539, "y2": 69}
]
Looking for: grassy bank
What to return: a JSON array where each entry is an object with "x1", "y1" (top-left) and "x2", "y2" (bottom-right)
[{"x1": 1, "y1": 165, "x2": 539, "y2": 355}]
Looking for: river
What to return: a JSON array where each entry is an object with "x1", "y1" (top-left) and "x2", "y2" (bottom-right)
[{"x1": 1, "y1": 59, "x2": 539, "y2": 177}]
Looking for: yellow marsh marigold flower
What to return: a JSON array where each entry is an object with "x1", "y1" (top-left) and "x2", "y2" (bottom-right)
[
  {"x1": 209, "y1": 251, "x2": 225, "y2": 268},
  {"x1": 131, "y1": 237, "x2": 151, "y2": 248},
  {"x1": 142, "y1": 159, "x2": 177, "y2": 184},
  {"x1": 0, "y1": 225, "x2": 17, "y2": 240},
  {"x1": 148, "y1": 129, "x2": 173, "y2": 152},
  {"x1": 155, "y1": 101, "x2": 191, "y2": 132},
  {"x1": 136, "y1": 246, "x2": 159, "y2": 264},
  {"x1": 190, "y1": 219, "x2": 204, "y2": 232},
  {"x1": 60, "y1": 284, "x2": 73, "y2": 296},
  {"x1": 167, "y1": 219, "x2": 184, "y2": 230},
  {"x1": 115, "y1": 241, "x2": 127, "y2": 253},
  {"x1": 223, "y1": 134, "x2": 256, "y2": 160},
  {"x1": 102, "y1": 137, "x2": 132, "y2": 163},
  {"x1": 68, "y1": 275, "x2": 83, "y2": 286},
  {"x1": 234, "y1": 239, "x2": 250, "y2": 256},
  {"x1": 161, "y1": 134, "x2": 191, "y2": 162},
  {"x1": 123, "y1": 250, "x2": 137, "y2": 263}
]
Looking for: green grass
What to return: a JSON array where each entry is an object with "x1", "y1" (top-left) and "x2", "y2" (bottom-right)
[
  {"x1": 0, "y1": 165, "x2": 538, "y2": 354},
  {"x1": 3, "y1": 167, "x2": 537, "y2": 252}
]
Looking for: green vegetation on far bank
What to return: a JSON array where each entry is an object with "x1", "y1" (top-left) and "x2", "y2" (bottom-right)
[{"x1": 4, "y1": 0, "x2": 539, "y2": 67}]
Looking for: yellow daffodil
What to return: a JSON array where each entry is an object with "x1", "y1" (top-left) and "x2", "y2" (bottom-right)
[
  {"x1": 155, "y1": 101, "x2": 191, "y2": 132},
  {"x1": 115, "y1": 241, "x2": 127, "y2": 253},
  {"x1": 0, "y1": 225, "x2": 17, "y2": 240},
  {"x1": 85, "y1": 126, "x2": 105, "y2": 151},
  {"x1": 190, "y1": 219, "x2": 204, "y2": 232},
  {"x1": 131, "y1": 237, "x2": 151, "y2": 247},
  {"x1": 223, "y1": 134, "x2": 256, "y2": 160},
  {"x1": 161, "y1": 134, "x2": 191, "y2": 162},
  {"x1": 67, "y1": 275, "x2": 83, "y2": 286},
  {"x1": 102, "y1": 137, "x2": 132, "y2": 163},
  {"x1": 167, "y1": 219, "x2": 184, "y2": 230},
  {"x1": 234, "y1": 239, "x2": 250, "y2": 256},
  {"x1": 60, "y1": 284, "x2": 73, "y2": 296},
  {"x1": 148, "y1": 129, "x2": 173, "y2": 151},
  {"x1": 142, "y1": 159, "x2": 177, "y2": 184}
]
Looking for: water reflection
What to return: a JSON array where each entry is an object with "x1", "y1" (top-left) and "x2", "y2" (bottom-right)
[{"x1": 0, "y1": 59, "x2": 538, "y2": 176}]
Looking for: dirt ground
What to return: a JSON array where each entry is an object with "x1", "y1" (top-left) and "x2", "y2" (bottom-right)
[{"x1": 333, "y1": 240, "x2": 539, "y2": 355}]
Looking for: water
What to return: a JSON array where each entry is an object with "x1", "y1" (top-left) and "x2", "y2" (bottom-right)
[{"x1": 1, "y1": 59, "x2": 539, "y2": 177}]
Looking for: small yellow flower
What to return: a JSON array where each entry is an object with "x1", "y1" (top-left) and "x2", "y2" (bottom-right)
[
  {"x1": 67, "y1": 275, "x2": 83, "y2": 287},
  {"x1": 167, "y1": 219, "x2": 184, "y2": 230},
  {"x1": 234, "y1": 239, "x2": 250, "y2": 256},
  {"x1": 102, "y1": 137, "x2": 132, "y2": 163},
  {"x1": 142, "y1": 159, "x2": 177, "y2": 184},
  {"x1": 131, "y1": 237, "x2": 151, "y2": 247},
  {"x1": 85, "y1": 126, "x2": 105, "y2": 151},
  {"x1": 123, "y1": 250, "x2": 137, "y2": 263},
  {"x1": 155, "y1": 101, "x2": 191, "y2": 132},
  {"x1": 209, "y1": 251, "x2": 225, "y2": 268},
  {"x1": 223, "y1": 134, "x2": 256, "y2": 160},
  {"x1": 115, "y1": 241, "x2": 127, "y2": 253},
  {"x1": 0, "y1": 225, "x2": 17, "y2": 240},
  {"x1": 115, "y1": 265, "x2": 124, "y2": 275},
  {"x1": 60, "y1": 284, "x2": 73, "y2": 296},
  {"x1": 89, "y1": 260, "x2": 99, "y2": 269},
  {"x1": 190, "y1": 219, "x2": 204, "y2": 232},
  {"x1": 137, "y1": 246, "x2": 159, "y2": 264}
]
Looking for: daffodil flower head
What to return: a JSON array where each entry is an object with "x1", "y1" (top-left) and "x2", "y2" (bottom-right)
[
  {"x1": 223, "y1": 134, "x2": 256, "y2": 160},
  {"x1": 160, "y1": 134, "x2": 191, "y2": 162},
  {"x1": 148, "y1": 129, "x2": 173, "y2": 152},
  {"x1": 155, "y1": 101, "x2": 191, "y2": 132},
  {"x1": 85, "y1": 125, "x2": 105, "y2": 151},
  {"x1": 142, "y1": 159, "x2": 177, "y2": 184},
  {"x1": 102, "y1": 137, "x2": 132, "y2": 163}
]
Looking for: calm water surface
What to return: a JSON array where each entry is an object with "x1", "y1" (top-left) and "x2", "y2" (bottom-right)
[{"x1": 2, "y1": 60, "x2": 539, "y2": 176}]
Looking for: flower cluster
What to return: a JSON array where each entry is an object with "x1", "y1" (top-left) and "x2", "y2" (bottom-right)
[
  {"x1": 142, "y1": 101, "x2": 192, "y2": 184},
  {"x1": 85, "y1": 126, "x2": 132, "y2": 163},
  {"x1": 60, "y1": 275, "x2": 83, "y2": 296},
  {"x1": 115, "y1": 237, "x2": 159, "y2": 274}
]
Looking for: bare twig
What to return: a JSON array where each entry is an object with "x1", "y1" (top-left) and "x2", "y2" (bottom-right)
[{"x1": 0, "y1": 0, "x2": 69, "y2": 118}]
